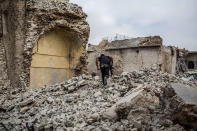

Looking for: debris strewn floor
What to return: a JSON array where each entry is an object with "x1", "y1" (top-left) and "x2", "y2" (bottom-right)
[{"x1": 0, "y1": 68, "x2": 197, "y2": 130}]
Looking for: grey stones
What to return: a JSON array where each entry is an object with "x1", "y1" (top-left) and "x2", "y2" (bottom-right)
[
  {"x1": 171, "y1": 83, "x2": 197, "y2": 105},
  {"x1": 102, "y1": 107, "x2": 118, "y2": 121},
  {"x1": 167, "y1": 83, "x2": 197, "y2": 130},
  {"x1": 77, "y1": 80, "x2": 87, "y2": 87},
  {"x1": 19, "y1": 98, "x2": 34, "y2": 107},
  {"x1": 47, "y1": 97, "x2": 54, "y2": 104},
  {"x1": 20, "y1": 106, "x2": 30, "y2": 113},
  {"x1": 87, "y1": 113, "x2": 100, "y2": 124},
  {"x1": 0, "y1": 69, "x2": 197, "y2": 130},
  {"x1": 94, "y1": 91, "x2": 102, "y2": 97},
  {"x1": 67, "y1": 86, "x2": 75, "y2": 93},
  {"x1": 94, "y1": 76, "x2": 100, "y2": 81}
]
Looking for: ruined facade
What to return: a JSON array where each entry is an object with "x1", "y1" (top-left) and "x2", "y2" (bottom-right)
[
  {"x1": 87, "y1": 36, "x2": 177, "y2": 75},
  {"x1": 0, "y1": 0, "x2": 90, "y2": 89},
  {"x1": 186, "y1": 52, "x2": 197, "y2": 70}
]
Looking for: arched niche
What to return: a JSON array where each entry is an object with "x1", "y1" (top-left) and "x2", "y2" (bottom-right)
[{"x1": 30, "y1": 29, "x2": 83, "y2": 88}]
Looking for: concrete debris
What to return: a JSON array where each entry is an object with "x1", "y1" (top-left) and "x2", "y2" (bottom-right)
[
  {"x1": 0, "y1": 69, "x2": 197, "y2": 130},
  {"x1": 19, "y1": 98, "x2": 34, "y2": 107}
]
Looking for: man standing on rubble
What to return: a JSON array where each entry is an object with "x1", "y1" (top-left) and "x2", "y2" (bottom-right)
[{"x1": 96, "y1": 54, "x2": 113, "y2": 85}]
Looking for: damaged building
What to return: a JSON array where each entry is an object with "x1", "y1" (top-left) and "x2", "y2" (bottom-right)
[
  {"x1": 0, "y1": 0, "x2": 197, "y2": 130},
  {"x1": 186, "y1": 51, "x2": 197, "y2": 71},
  {"x1": 0, "y1": 0, "x2": 90, "y2": 89},
  {"x1": 87, "y1": 36, "x2": 177, "y2": 75}
]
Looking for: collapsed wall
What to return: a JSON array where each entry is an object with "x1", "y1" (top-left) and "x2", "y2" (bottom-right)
[
  {"x1": 0, "y1": 0, "x2": 90, "y2": 89},
  {"x1": 161, "y1": 46, "x2": 177, "y2": 74}
]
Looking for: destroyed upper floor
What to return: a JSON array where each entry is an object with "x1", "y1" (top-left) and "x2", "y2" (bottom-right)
[{"x1": 88, "y1": 36, "x2": 162, "y2": 51}]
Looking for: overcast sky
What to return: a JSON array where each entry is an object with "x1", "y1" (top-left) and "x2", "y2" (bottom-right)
[{"x1": 70, "y1": 0, "x2": 197, "y2": 51}]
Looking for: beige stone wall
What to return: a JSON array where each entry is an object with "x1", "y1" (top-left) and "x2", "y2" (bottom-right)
[
  {"x1": 161, "y1": 46, "x2": 177, "y2": 74},
  {"x1": 0, "y1": 0, "x2": 26, "y2": 89},
  {"x1": 121, "y1": 47, "x2": 162, "y2": 72},
  {"x1": 87, "y1": 46, "x2": 162, "y2": 75},
  {"x1": 30, "y1": 29, "x2": 83, "y2": 88}
]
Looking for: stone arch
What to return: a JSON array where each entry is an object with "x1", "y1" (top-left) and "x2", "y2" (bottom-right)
[{"x1": 30, "y1": 29, "x2": 83, "y2": 88}]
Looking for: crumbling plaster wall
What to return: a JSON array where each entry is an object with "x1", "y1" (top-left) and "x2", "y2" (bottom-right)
[
  {"x1": 0, "y1": 34, "x2": 10, "y2": 92},
  {"x1": 0, "y1": 0, "x2": 90, "y2": 89},
  {"x1": 120, "y1": 46, "x2": 162, "y2": 72},
  {"x1": 30, "y1": 29, "x2": 84, "y2": 88},
  {"x1": 161, "y1": 46, "x2": 177, "y2": 74},
  {"x1": 22, "y1": 0, "x2": 90, "y2": 88},
  {"x1": 87, "y1": 46, "x2": 162, "y2": 75},
  {"x1": 0, "y1": 0, "x2": 26, "y2": 89}
]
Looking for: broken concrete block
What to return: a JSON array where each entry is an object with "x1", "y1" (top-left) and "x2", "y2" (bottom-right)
[
  {"x1": 87, "y1": 113, "x2": 100, "y2": 124},
  {"x1": 168, "y1": 83, "x2": 197, "y2": 129},
  {"x1": 47, "y1": 97, "x2": 54, "y2": 104},
  {"x1": 94, "y1": 76, "x2": 100, "y2": 81},
  {"x1": 102, "y1": 106, "x2": 118, "y2": 121},
  {"x1": 94, "y1": 91, "x2": 102, "y2": 97},
  {"x1": 171, "y1": 83, "x2": 197, "y2": 105},
  {"x1": 19, "y1": 98, "x2": 34, "y2": 107},
  {"x1": 77, "y1": 80, "x2": 87, "y2": 87},
  {"x1": 68, "y1": 86, "x2": 75, "y2": 93},
  {"x1": 20, "y1": 106, "x2": 30, "y2": 113}
]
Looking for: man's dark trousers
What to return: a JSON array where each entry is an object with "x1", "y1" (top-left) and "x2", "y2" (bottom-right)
[{"x1": 100, "y1": 66, "x2": 110, "y2": 85}]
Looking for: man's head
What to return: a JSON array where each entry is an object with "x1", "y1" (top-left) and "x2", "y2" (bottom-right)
[{"x1": 100, "y1": 54, "x2": 105, "y2": 57}]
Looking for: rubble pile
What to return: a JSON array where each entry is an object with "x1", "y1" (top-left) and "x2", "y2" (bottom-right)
[{"x1": 0, "y1": 68, "x2": 197, "y2": 130}]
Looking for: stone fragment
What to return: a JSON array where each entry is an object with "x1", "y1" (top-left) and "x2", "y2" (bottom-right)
[
  {"x1": 77, "y1": 80, "x2": 87, "y2": 87},
  {"x1": 87, "y1": 113, "x2": 100, "y2": 124},
  {"x1": 94, "y1": 91, "x2": 102, "y2": 97},
  {"x1": 20, "y1": 106, "x2": 30, "y2": 113},
  {"x1": 102, "y1": 107, "x2": 118, "y2": 121},
  {"x1": 131, "y1": 120, "x2": 142, "y2": 130},
  {"x1": 173, "y1": 104, "x2": 197, "y2": 130},
  {"x1": 68, "y1": 86, "x2": 75, "y2": 93},
  {"x1": 171, "y1": 83, "x2": 197, "y2": 105},
  {"x1": 94, "y1": 76, "x2": 100, "y2": 81},
  {"x1": 19, "y1": 98, "x2": 34, "y2": 107},
  {"x1": 130, "y1": 128, "x2": 138, "y2": 131},
  {"x1": 170, "y1": 83, "x2": 197, "y2": 129},
  {"x1": 0, "y1": 106, "x2": 7, "y2": 112},
  {"x1": 47, "y1": 97, "x2": 54, "y2": 104}
]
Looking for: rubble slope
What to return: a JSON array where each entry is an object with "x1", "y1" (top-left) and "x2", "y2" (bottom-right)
[{"x1": 0, "y1": 68, "x2": 197, "y2": 130}]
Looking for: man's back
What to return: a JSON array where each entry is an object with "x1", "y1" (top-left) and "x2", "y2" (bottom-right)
[{"x1": 99, "y1": 55, "x2": 110, "y2": 67}]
